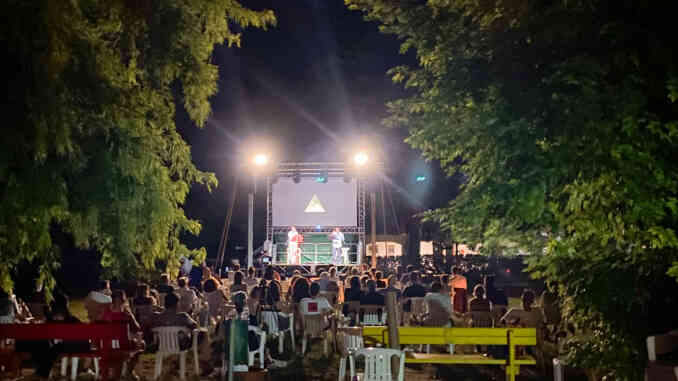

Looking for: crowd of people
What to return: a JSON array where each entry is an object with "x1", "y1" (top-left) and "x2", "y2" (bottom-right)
[{"x1": 0, "y1": 256, "x2": 556, "y2": 379}]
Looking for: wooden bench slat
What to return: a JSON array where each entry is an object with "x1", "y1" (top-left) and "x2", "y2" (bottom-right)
[{"x1": 407, "y1": 353, "x2": 507, "y2": 365}]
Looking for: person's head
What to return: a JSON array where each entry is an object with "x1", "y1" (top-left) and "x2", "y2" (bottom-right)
[
  {"x1": 473, "y1": 284, "x2": 485, "y2": 299},
  {"x1": 160, "y1": 274, "x2": 170, "y2": 285},
  {"x1": 360, "y1": 275, "x2": 369, "y2": 288},
  {"x1": 248, "y1": 267, "x2": 255, "y2": 277},
  {"x1": 401, "y1": 274, "x2": 410, "y2": 286},
  {"x1": 177, "y1": 277, "x2": 187, "y2": 288},
  {"x1": 351, "y1": 267, "x2": 359, "y2": 276},
  {"x1": 334, "y1": 227, "x2": 339, "y2": 232},
  {"x1": 329, "y1": 266, "x2": 337, "y2": 277},
  {"x1": 164, "y1": 292, "x2": 179, "y2": 309},
  {"x1": 430, "y1": 281, "x2": 442, "y2": 293},
  {"x1": 50, "y1": 292, "x2": 70, "y2": 317},
  {"x1": 264, "y1": 265, "x2": 274, "y2": 281},
  {"x1": 290, "y1": 226, "x2": 296, "y2": 232},
  {"x1": 350, "y1": 276, "x2": 361, "y2": 290},
  {"x1": 310, "y1": 282, "x2": 320, "y2": 297},
  {"x1": 111, "y1": 290, "x2": 126, "y2": 309},
  {"x1": 320, "y1": 271, "x2": 329, "y2": 281},
  {"x1": 203, "y1": 278, "x2": 218, "y2": 293},
  {"x1": 375, "y1": 271, "x2": 383, "y2": 280},
  {"x1": 410, "y1": 271, "x2": 420, "y2": 284},
  {"x1": 136, "y1": 283, "x2": 150, "y2": 298},
  {"x1": 293, "y1": 270, "x2": 301, "y2": 277},
  {"x1": 452, "y1": 266, "x2": 461, "y2": 275},
  {"x1": 232, "y1": 291, "x2": 246, "y2": 313},
  {"x1": 406, "y1": 265, "x2": 414, "y2": 274},
  {"x1": 233, "y1": 264, "x2": 240, "y2": 272},
  {"x1": 234, "y1": 271, "x2": 244, "y2": 285},
  {"x1": 387, "y1": 275, "x2": 398, "y2": 288},
  {"x1": 367, "y1": 280, "x2": 377, "y2": 293},
  {"x1": 521, "y1": 290, "x2": 536, "y2": 310}
]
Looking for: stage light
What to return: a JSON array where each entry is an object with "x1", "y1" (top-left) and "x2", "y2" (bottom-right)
[
  {"x1": 315, "y1": 170, "x2": 328, "y2": 183},
  {"x1": 353, "y1": 151, "x2": 368, "y2": 166},
  {"x1": 416, "y1": 175, "x2": 427, "y2": 183},
  {"x1": 253, "y1": 153, "x2": 269, "y2": 166}
]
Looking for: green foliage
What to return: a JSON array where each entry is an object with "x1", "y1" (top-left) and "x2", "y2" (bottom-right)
[
  {"x1": 0, "y1": 0, "x2": 275, "y2": 296},
  {"x1": 347, "y1": 0, "x2": 678, "y2": 378}
]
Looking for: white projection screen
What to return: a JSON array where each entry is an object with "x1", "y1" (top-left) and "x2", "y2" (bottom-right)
[{"x1": 272, "y1": 177, "x2": 357, "y2": 227}]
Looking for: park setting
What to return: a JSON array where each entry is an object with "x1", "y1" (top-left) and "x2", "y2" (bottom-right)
[{"x1": 2, "y1": 0, "x2": 678, "y2": 380}]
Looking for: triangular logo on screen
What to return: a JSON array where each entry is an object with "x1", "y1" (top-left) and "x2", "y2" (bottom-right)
[{"x1": 304, "y1": 194, "x2": 326, "y2": 213}]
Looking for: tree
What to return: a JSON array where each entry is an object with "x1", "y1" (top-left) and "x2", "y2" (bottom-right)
[
  {"x1": 347, "y1": 0, "x2": 678, "y2": 378},
  {"x1": 0, "y1": 0, "x2": 275, "y2": 296}
]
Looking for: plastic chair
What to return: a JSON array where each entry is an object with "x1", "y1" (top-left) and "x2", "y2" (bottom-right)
[
  {"x1": 260, "y1": 310, "x2": 295, "y2": 353},
  {"x1": 359, "y1": 305, "x2": 386, "y2": 326},
  {"x1": 337, "y1": 327, "x2": 363, "y2": 381},
  {"x1": 301, "y1": 314, "x2": 329, "y2": 356},
  {"x1": 59, "y1": 357, "x2": 99, "y2": 381},
  {"x1": 248, "y1": 325, "x2": 266, "y2": 369},
  {"x1": 151, "y1": 326, "x2": 199, "y2": 380},
  {"x1": 349, "y1": 348, "x2": 405, "y2": 381}
]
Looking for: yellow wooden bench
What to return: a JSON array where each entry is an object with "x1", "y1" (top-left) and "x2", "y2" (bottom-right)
[{"x1": 362, "y1": 326, "x2": 537, "y2": 381}]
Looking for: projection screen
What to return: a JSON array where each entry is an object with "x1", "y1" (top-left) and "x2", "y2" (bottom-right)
[{"x1": 272, "y1": 177, "x2": 357, "y2": 227}]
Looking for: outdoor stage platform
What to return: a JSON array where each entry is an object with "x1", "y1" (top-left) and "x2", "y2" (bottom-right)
[{"x1": 265, "y1": 162, "x2": 366, "y2": 268}]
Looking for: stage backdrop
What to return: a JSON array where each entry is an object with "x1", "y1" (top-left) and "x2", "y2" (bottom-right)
[{"x1": 272, "y1": 176, "x2": 357, "y2": 227}]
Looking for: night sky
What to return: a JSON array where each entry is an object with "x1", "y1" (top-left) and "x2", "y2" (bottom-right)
[{"x1": 176, "y1": 1, "x2": 459, "y2": 262}]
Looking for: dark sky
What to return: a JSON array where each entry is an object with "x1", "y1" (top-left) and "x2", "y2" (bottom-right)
[{"x1": 177, "y1": 1, "x2": 458, "y2": 261}]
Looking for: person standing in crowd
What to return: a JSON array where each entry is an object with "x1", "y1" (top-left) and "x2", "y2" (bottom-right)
[
  {"x1": 245, "y1": 267, "x2": 259, "y2": 288},
  {"x1": 374, "y1": 271, "x2": 386, "y2": 288},
  {"x1": 287, "y1": 226, "x2": 301, "y2": 265},
  {"x1": 230, "y1": 271, "x2": 247, "y2": 297},
  {"x1": 102, "y1": 290, "x2": 143, "y2": 381},
  {"x1": 468, "y1": 284, "x2": 492, "y2": 312}
]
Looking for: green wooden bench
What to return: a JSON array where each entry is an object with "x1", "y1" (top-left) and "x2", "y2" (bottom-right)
[{"x1": 362, "y1": 326, "x2": 537, "y2": 381}]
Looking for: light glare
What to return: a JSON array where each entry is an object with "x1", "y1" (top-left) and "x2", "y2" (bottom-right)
[
  {"x1": 253, "y1": 153, "x2": 269, "y2": 166},
  {"x1": 353, "y1": 152, "x2": 369, "y2": 166}
]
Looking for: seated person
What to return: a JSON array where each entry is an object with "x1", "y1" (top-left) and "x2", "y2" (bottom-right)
[
  {"x1": 360, "y1": 280, "x2": 385, "y2": 306},
  {"x1": 244, "y1": 267, "x2": 259, "y2": 288},
  {"x1": 424, "y1": 282, "x2": 453, "y2": 326},
  {"x1": 151, "y1": 291, "x2": 198, "y2": 330},
  {"x1": 374, "y1": 272, "x2": 387, "y2": 288},
  {"x1": 290, "y1": 275, "x2": 310, "y2": 304},
  {"x1": 84, "y1": 280, "x2": 113, "y2": 322},
  {"x1": 156, "y1": 273, "x2": 175, "y2": 294},
  {"x1": 203, "y1": 277, "x2": 228, "y2": 320},
  {"x1": 317, "y1": 271, "x2": 331, "y2": 291},
  {"x1": 229, "y1": 271, "x2": 248, "y2": 296},
  {"x1": 176, "y1": 277, "x2": 197, "y2": 314},
  {"x1": 300, "y1": 283, "x2": 332, "y2": 317},
  {"x1": 468, "y1": 284, "x2": 492, "y2": 312},
  {"x1": 379, "y1": 275, "x2": 402, "y2": 300},
  {"x1": 501, "y1": 290, "x2": 544, "y2": 328},
  {"x1": 102, "y1": 290, "x2": 144, "y2": 380}
]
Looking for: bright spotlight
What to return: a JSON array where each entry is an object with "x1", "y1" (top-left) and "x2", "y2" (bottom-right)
[
  {"x1": 253, "y1": 153, "x2": 269, "y2": 166},
  {"x1": 353, "y1": 152, "x2": 369, "y2": 166}
]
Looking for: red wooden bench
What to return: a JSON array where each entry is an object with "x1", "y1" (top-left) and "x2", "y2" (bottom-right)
[{"x1": 0, "y1": 323, "x2": 134, "y2": 381}]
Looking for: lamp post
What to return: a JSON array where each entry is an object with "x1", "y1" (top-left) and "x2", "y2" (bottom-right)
[{"x1": 247, "y1": 153, "x2": 269, "y2": 270}]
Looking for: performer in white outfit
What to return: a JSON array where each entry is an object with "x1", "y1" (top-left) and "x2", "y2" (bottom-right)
[
  {"x1": 288, "y1": 226, "x2": 300, "y2": 265},
  {"x1": 329, "y1": 227, "x2": 345, "y2": 265}
]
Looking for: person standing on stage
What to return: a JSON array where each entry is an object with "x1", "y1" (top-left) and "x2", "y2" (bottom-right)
[
  {"x1": 329, "y1": 227, "x2": 345, "y2": 265},
  {"x1": 288, "y1": 226, "x2": 301, "y2": 265}
]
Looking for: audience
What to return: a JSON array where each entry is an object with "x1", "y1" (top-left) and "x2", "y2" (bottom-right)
[
  {"x1": 424, "y1": 281, "x2": 453, "y2": 326},
  {"x1": 176, "y1": 277, "x2": 197, "y2": 314},
  {"x1": 230, "y1": 271, "x2": 248, "y2": 296},
  {"x1": 468, "y1": 284, "x2": 492, "y2": 313},
  {"x1": 501, "y1": 290, "x2": 544, "y2": 328},
  {"x1": 403, "y1": 271, "x2": 427, "y2": 298}
]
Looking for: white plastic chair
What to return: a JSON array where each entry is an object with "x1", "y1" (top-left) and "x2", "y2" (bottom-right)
[
  {"x1": 301, "y1": 314, "x2": 329, "y2": 356},
  {"x1": 349, "y1": 348, "x2": 405, "y2": 381},
  {"x1": 248, "y1": 325, "x2": 266, "y2": 369},
  {"x1": 337, "y1": 327, "x2": 364, "y2": 381},
  {"x1": 260, "y1": 310, "x2": 295, "y2": 353},
  {"x1": 59, "y1": 357, "x2": 99, "y2": 381},
  {"x1": 152, "y1": 326, "x2": 199, "y2": 380},
  {"x1": 360, "y1": 305, "x2": 386, "y2": 326}
]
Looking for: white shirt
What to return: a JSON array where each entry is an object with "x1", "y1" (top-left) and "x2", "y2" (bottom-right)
[
  {"x1": 330, "y1": 231, "x2": 344, "y2": 248},
  {"x1": 299, "y1": 297, "x2": 331, "y2": 315},
  {"x1": 288, "y1": 230, "x2": 298, "y2": 243}
]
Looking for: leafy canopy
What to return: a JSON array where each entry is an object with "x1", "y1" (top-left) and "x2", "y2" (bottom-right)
[
  {"x1": 0, "y1": 0, "x2": 275, "y2": 295},
  {"x1": 347, "y1": 0, "x2": 678, "y2": 379}
]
